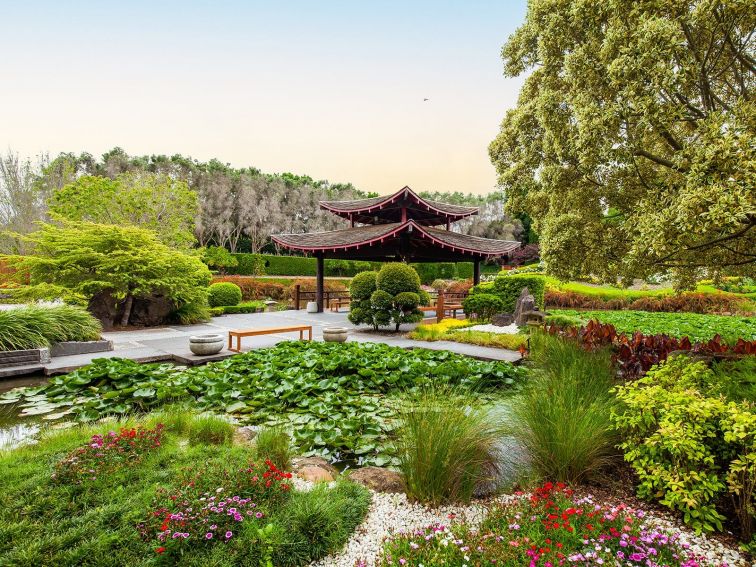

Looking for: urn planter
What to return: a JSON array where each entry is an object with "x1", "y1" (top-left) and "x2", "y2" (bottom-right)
[
  {"x1": 189, "y1": 334, "x2": 224, "y2": 355},
  {"x1": 322, "y1": 327, "x2": 348, "y2": 343},
  {"x1": 306, "y1": 301, "x2": 318, "y2": 313}
]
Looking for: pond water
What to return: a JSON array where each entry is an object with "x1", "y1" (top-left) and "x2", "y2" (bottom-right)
[{"x1": 0, "y1": 375, "x2": 49, "y2": 450}]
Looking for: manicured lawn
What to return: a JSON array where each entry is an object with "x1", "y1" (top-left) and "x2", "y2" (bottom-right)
[
  {"x1": 0, "y1": 412, "x2": 370, "y2": 567},
  {"x1": 551, "y1": 309, "x2": 756, "y2": 343},
  {"x1": 2, "y1": 341, "x2": 526, "y2": 467}
]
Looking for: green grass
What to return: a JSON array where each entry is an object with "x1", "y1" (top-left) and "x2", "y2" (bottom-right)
[
  {"x1": 551, "y1": 309, "x2": 756, "y2": 343},
  {"x1": 508, "y1": 332, "x2": 618, "y2": 483},
  {"x1": 187, "y1": 414, "x2": 235, "y2": 446},
  {"x1": 446, "y1": 330, "x2": 528, "y2": 350},
  {"x1": 0, "y1": 304, "x2": 101, "y2": 351},
  {"x1": 0, "y1": 414, "x2": 370, "y2": 567},
  {"x1": 396, "y1": 388, "x2": 504, "y2": 505},
  {"x1": 254, "y1": 426, "x2": 293, "y2": 470}
]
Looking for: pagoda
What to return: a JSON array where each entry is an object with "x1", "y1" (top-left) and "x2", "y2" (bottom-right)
[{"x1": 272, "y1": 186, "x2": 521, "y2": 311}]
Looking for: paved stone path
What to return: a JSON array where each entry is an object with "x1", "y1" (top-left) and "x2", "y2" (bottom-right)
[{"x1": 0, "y1": 310, "x2": 520, "y2": 377}]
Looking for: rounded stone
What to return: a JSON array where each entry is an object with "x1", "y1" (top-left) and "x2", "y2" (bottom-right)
[
  {"x1": 297, "y1": 465, "x2": 335, "y2": 483},
  {"x1": 348, "y1": 466, "x2": 405, "y2": 493}
]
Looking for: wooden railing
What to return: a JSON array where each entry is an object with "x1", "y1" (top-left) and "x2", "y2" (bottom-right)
[{"x1": 293, "y1": 285, "x2": 350, "y2": 310}]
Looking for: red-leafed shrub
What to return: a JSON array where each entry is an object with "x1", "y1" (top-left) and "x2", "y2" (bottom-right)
[
  {"x1": 545, "y1": 289, "x2": 750, "y2": 315},
  {"x1": 545, "y1": 319, "x2": 756, "y2": 380},
  {"x1": 447, "y1": 279, "x2": 474, "y2": 294},
  {"x1": 287, "y1": 278, "x2": 347, "y2": 299},
  {"x1": 211, "y1": 276, "x2": 287, "y2": 300}
]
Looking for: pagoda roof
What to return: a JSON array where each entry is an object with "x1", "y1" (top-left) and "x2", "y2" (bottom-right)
[
  {"x1": 272, "y1": 220, "x2": 520, "y2": 261},
  {"x1": 319, "y1": 186, "x2": 478, "y2": 226}
]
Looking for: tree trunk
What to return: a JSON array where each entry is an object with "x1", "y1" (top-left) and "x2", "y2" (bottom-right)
[{"x1": 120, "y1": 294, "x2": 134, "y2": 327}]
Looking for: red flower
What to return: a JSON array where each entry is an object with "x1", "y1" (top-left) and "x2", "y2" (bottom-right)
[{"x1": 155, "y1": 547, "x2": 166, "y2": 554}]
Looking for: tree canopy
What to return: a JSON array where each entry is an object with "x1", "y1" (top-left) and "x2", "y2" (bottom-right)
[
  {"x1": 490, "y1": 0, "x2": 755, "y2": 287},
  {"x1": 48, "y1": 173, "x2": 198, "y2": 249},
  {"x1": 3, "y1": 219, "x2": 211, "y2": 326}
]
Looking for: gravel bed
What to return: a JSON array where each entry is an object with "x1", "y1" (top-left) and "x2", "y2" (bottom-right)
[
  {"x1": 464, "y1": 323, "x2": 520, "y2": 334},
  {"x1": 305, "y1": 484, "x2": 747, "y2": 567}
]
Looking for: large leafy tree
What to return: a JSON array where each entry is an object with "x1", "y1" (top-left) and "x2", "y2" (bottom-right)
[
  {"x1": 490, "y1": 0, "x2": 755, "y2": 286},
  {"x1": 48, "y1": 172, "x2": 199, "y2": 249},
  {"x1": 3, "y1": 220, "x2": 211, "y2": 326}
]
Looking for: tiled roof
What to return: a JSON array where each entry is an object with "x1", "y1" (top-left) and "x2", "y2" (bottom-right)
[{"x1": 272, "y1": 221, "x2": 520, "y2": 258}]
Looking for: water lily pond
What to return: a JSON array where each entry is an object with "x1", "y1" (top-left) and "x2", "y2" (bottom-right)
[{"x1": 0, "y1": 342, "x2": 528, "y2": 466}]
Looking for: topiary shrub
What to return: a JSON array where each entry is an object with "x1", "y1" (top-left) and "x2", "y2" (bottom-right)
[
  {"x1": 430, "y1": 279, "x2": 449, "y2": 291},
  {"x1": 208, "y1": 282, "x2": 242, "y2": 307},
  {"x1": 461, "y1": 293, "x2": 504, "y2": 322},
  {"x1": 376, "y1": 263, "x2": 421, "y2": 296},
  {"x1": 349, "y1": 264, "x2": 423, "y2": 331},
  {"x1": 491, "y1": 274, "x2": 546, "y2": 312}
]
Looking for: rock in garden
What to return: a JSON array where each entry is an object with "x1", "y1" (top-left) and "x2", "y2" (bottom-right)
[
  {"x1": 348, "y1": 466, "x2": 405, "y2": 493},
  {"x1": 292, "y1": 456, "x2": 339, "y2": 476},
  {"x1": 296, "y1": 465, "x2": 335, "y2": 483},
  {"x1": 233, "y1": 426, "x2": 257, "y2": 445},
  {"x1": 513, "y1": 287, "x2": 537, "y2": 326},
  {"x1": 491, "y1": 313, "x2": 514, "y2": 326}
]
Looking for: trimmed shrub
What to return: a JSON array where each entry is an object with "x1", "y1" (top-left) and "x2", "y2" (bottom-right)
[
  {"x1": 202, "y1": 246, "x2": 239, "y2": 274},
  {"x1": 0, "y1": 304, "x2": 102, "y2": 351},
  {"x1": 351, "y1": 264, "x2": 423, "y2": 331},
  {"x1": 221, "y1": 301, "x2": 264, "y2": 314},
  {"x1": 491, "y1": 274, "x2": 546, "y2": 312},
  {"x1": 229, "y1": 253, "x2": 266, "y2": 275},
  {"x1": 613, "y1": 355, "x2": 756, "y2": 538},
  {"x1": 211, "y1": 276, "x2": 288, "y2": 300},
  {"x1": 207, "y1": 282, "x2": 242, "y2": 307},
  {"x1": 462, "y1": 293, "x2": 504, "y2": 321},
  {"x1": 397, "y1": 388, "x2": 503, "y2": 505},
  {"x1": 447, "y1": 279, "x2": 474, "y2": 294},
  {"x1": 376, "y1": 263, "x2": 421, "y2": 296},
  {"x1": 430, "y1": 279, "x2": 449, "y2": 291}
]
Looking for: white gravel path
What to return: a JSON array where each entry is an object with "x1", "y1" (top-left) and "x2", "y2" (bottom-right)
[{"x1": 464, "y1": 323, "x2": 520, "y2": 334}]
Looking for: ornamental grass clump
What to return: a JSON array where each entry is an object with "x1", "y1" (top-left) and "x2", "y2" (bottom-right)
[
  {"x1": 509, "y1": 332, "x2": 618, "y2": 483},
  {"x1": 0, "y1": 304, "x2": 101, "y2": 351},
  {"x1": 396, "y1": 388, "x2": 503, "y2": 505},
  {"x1": 254, "y1": 426, "x2": 293, "y2": 470},
  {"x1": 187, "y1": 415, "x2": 235, "y2": 446}
]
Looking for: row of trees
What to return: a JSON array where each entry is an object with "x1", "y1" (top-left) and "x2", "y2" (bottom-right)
[{"x1": 0, "y1": 148, "x2": 529, "y2": 255}]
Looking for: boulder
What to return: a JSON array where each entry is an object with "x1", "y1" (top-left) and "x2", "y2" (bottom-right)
[
  {"x1": 297, "y1": 465, "x2": 335, "y2": 483},
  {"x1": 348, "y1": 466, "x2": 405, "y2": 493},
  {"x1": 491, "y1": 313, "x2": 515, "y2": 326},
  {"x1": 127, "y1": 294, "x2": 175, "y2": 327},
  {"x1": 513, "y1": 287, "x2": 537, "y2": 326},
  {"x1": 234, "y1": 426, "x2": 257, "y2": 445},
  {"x1": 292, "y1": 456, "x2": 339, "y2": 476}
]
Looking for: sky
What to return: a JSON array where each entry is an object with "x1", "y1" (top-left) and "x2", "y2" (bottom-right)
[{"x1": 1, "y1": 1, "x2": 528, "y2": 195}]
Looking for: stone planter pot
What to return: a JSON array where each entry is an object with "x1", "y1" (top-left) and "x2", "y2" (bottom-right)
[
  {"x1": 306, "y1": 301, "x2": 318, "y2": 313},
  {"x1": 189, "y1": 334, "x2": 224, "y2": 355},
  {"x1": 322, "y1": 327, "x2": 348, "y2": 343}
]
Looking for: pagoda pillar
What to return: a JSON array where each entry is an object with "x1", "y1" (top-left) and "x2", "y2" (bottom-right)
[
  {"x1": 316, "y1": 254, "x2": 324, "y2": 312},
  {"x1": 473, "y1": 260, "x2": 481, "y2": 286}
]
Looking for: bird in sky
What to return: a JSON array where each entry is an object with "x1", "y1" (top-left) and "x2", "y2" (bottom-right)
[{"x1": 423, "y1": 98, "x2": 429, "y2": 101}]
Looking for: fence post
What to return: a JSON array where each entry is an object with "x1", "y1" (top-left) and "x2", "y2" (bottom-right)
[
  {"x1": 295, "y1": 285, "x2": 301, "y2": 310},
  {"x1": 437, "y1": 289, "x2": 445, "y2": 322}
]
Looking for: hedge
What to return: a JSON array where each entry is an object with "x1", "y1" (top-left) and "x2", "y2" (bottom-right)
[
  {"x1": 227, "y1": 253, "x2": 498, "y2": 282},
  {"x1": 488, "y1": 274, "x2": 546, "y2": 312}
]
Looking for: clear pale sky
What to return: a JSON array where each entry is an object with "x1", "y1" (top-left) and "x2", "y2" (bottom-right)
[{"x1": 1, "y1": 1, "x2": 527, "y2": 195}]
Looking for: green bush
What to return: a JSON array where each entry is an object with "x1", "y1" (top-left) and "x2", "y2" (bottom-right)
[
  {"x1": 231, "y1": 253, "x2": 265, "y2": 275},
  {"x1": 544, "y1": 313, "x2": 583, "y2": 328},
  {"x1": 0, "y1": 304, "x2": 102, "y2": 351},
  {"x1": 254, "y1": 426, "x2": 293, "y2": 470},
  {"x1": 221, "y1": 300, "x2": 264, "y2": 314},
  {"x1": 351, "y1": 264, "x2": 423, "y2": 331},
  {"x1": 187, "y1": 415, "x2": 235, "y2": 446},
  {"x1": 509, "y1": 332, "x2": 617, "y2": 483},
  {"x1": 491, "y1": 274, "x2": 546, "y2": 312},
  {"x1": 462, "y1": 293, "x2": 504, "y2": 321},
  {"x1": 207, "y1": 282, "x2": 242, "y2": 307},
  {"x1": 376, "y1": 262, "x2": 421, "y2": 296},
  {"x1": 612, "y1": 355, "x2": 756, "y2": 537},
  {"x1": 397, "y1": 388, "x2": 503, "y2": 505},
  {"x1": 202, "y1": 246, "x2": 239, "y2": 273},
  {"x1": 171, "y1": 301, "x2": 211, "y2": 324}
]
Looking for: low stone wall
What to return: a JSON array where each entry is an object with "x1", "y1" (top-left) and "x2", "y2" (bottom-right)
[
  {"x1": 50, "y1": 340, "x2": 113, "y2": 358},
  {"x1": 0, "y1": 348, "x2": 50, "y2": 368}
]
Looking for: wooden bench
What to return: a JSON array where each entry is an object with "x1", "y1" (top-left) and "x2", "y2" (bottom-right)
[
  {"x1": 329, "y1": 298, "x2": 351, "y2": 312},
  {"x1": 227, "y1": 325, "x2": 312, "y2": 352},
  {"x1": 442, "y1": 304, "x2": 464, "y2": 318}
]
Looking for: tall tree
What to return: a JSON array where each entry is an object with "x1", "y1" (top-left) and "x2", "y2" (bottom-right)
[
  {"x1": 490, "y1": 0, "x2": 755, "y2": 286},
  {"x1": 49, "y1": 173, "x2": 199, "y2": 249},
  {"x1": 0, "y1": 152, "x2": 48, "y2": 253}
]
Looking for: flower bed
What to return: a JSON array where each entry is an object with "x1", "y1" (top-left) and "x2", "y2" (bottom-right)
[{"x1": 375, "y1": 483, "x2": 727, "y2": 566}]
